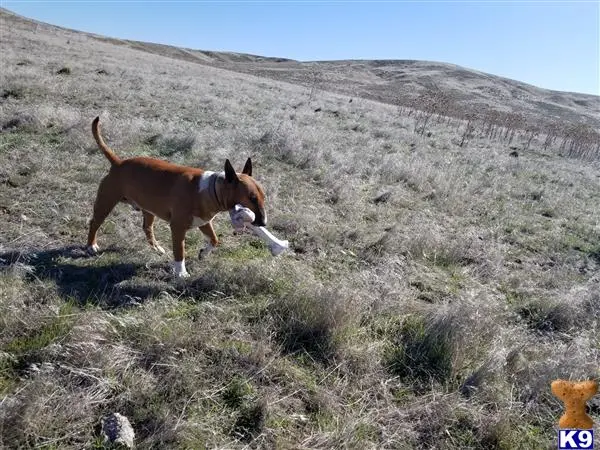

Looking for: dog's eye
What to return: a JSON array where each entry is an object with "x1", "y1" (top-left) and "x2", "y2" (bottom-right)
[{"x1": 249, "y1": 194, "x2": 260, "y2": 206}]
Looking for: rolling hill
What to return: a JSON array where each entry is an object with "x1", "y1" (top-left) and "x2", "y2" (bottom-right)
[{"x1": 3, "y1": 7, "x2": 599, "y2": 129}]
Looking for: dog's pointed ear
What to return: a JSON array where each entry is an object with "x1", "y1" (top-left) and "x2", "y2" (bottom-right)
[
  {"x1": 242, "y1": 158, "x2": 252, "y2": 177},
  {"x1": 224, "y1": 159, "x2": 238, "y2": 183}
]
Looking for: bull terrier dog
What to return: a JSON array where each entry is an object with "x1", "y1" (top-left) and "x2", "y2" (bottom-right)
[{"x1": 86, "y1": 117, "x2": 267, "y2": 277}]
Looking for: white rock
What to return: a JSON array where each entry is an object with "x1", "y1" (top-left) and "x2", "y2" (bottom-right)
[{"x1": 101, "y1": 412, "x2": 135, "y2": 448}]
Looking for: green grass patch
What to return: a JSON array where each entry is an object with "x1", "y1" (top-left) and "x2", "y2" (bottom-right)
[
  {"x1": 219, "y1": 239, "x2": 269, "y2": 260},
  {"x1": 275, "y1": 356, "x2": 319, "y2": 391},
  {"x1": 0, "y1": 132, "x2": 29, "y2": 153},
  {"x1": 269, "y1": 287, "x2": 349, "y2": 362},
  {"x1": 499, "y1": 286, "x2": 530, "y2": 305},
  {"x1": 222, "y1": 375, "x2": 255, "y2": 408},
  {"x1": 352, "y1": 422, "x2": 380, "y2": 444},
  {"x1": 1, "y1": 302, "x2": 77, "y2": 390},
  {"x1": 233, "y1": 399, "x2": 267, "y2": 442},
  {"x1": 559, "y1": 226, "x2": 600, "y2": 261},
  {"x1": 0, "y1": 353, "x2": 18, "y2": 395},
  {"x1": 515, "y1": 299, "x2": 578, "y2": 333},
  {"x1": 3, "y1": 302, "x2": 76, "y2": 356},
  {"x1": 163, "y1": 300, "x2": 203, "y2": 321},
  {"x1": 492, "y1": 422, "x2": 550, "y2": 450},
  {"x1": 384, "y1": 315, "x2": 454, "y2": 387}
]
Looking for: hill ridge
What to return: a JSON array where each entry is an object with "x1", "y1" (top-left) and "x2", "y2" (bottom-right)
[{"x1": 1, "y1": 6, "x2": 598, "y2": 129}]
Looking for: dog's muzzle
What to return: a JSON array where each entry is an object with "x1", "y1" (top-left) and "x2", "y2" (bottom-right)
[{"x1": 252, "y1": 208, "x2": 267, "y2": 227}]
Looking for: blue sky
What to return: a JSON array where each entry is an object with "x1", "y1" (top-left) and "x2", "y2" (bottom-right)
[{"x1": 2, "y1": 1, "x2": 599, "y2": 95}]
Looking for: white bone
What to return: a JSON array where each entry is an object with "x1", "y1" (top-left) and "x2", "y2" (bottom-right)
[
  {"x1": 229, "y1": 204, "x2": 255, "y2": 231},
  {"x1": 248, "y1": 224, "x2": 289, "y2": 256},
  {"x1": 229, "y1": 204, "x2": 288, "y2": 256}
]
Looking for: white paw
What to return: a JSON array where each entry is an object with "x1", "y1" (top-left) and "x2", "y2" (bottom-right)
[
  {"x1": 152, "y1": 244, "x2": 166, "y2": 255},
  {"x1": 86, "y1": 244, "x2": 99, "y2": 255},
  {"x1": 172, "y1": 260, "x2": 190, "y2": 278}
]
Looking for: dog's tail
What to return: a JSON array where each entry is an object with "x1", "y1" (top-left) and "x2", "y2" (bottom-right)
[{"x1": 91, "y1": 117, "x2": 121, "y2": 166}]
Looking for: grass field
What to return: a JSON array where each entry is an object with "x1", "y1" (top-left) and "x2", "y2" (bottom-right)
[{"x1": 1, "y1": 8, "x2": 599, "y2": 449}]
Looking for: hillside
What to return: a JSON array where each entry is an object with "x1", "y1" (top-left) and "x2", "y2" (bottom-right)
[
  {"x1": 2, "y1": 7, "x2": 599, "y2": 130},
  {"x1": 1, "y1": 7, "x2": 599, "y2": 450}
]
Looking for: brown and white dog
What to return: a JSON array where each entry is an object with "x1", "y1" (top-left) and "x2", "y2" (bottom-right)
[{"x1": 86, "y1": 117, "x2": 267, "y2": 277}]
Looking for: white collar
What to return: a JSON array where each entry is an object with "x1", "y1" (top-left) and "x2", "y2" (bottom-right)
[{"x1": 198, "y1": 171, "x2": 225, "y2": 192}]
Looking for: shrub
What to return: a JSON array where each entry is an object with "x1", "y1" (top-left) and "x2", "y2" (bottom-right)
[
  {"x1": 385, "y1": 315, "x2": 454, "y2": 387},
  {"x1": 144, "y1": 133, "x2": 196, "y2": 156},
  {"x1": 1, "y1": 87, "x2": 25, "y2": 100},
  {"x1": 233, "y1": 399, "x2": 267, "y2": 442},
  {"x1": 516, "y1": 299, "x2": 582, "y2": 333},
  {"x1": 0, "y1": 112, "x2": 40, "y2": 132},
  {"x1": 268, "y1": 286, "x2": 350, "y2": 362},
  {"x1": 252, "y1": 125, "x2": 319, "y2": 169},
  {"x1": 222, "y1": 376, "x2": 254, "y2": 409}
]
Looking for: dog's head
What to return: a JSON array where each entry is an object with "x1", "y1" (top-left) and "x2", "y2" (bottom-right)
[{"x1": 224, "y1": 158, "x2": 267, "y2": 227}]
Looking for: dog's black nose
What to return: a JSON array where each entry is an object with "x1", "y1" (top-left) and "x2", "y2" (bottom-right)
[
  {"x1": 252, "y1": 218, "x2": 266, "y2": 227},
  {"x1": 252, "y1": 209, "x2": 267, "y2": 227}
]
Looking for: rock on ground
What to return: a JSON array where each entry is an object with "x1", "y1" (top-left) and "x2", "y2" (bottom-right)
[{"x1": 101, "y1": 412, "x2": 135, "y2": 448}]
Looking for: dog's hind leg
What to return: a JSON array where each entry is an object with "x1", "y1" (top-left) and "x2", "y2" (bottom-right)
[
  {"x1": 142, "y1": 211, "x2": 165, "y2": 254},
  {"x1": 198, "y1": 222, "x2": 219, "y2": 259},
  {"x1": 170, "y1": 223, "x2": 189, "y2": 277},
  {"x1": 86, "y1": 175, "x2": 120, "y2": 254}
]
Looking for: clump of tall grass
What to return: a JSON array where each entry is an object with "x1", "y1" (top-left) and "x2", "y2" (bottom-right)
[{"x1": 268, "y1": 284, "x2": 353, "y2": 362}]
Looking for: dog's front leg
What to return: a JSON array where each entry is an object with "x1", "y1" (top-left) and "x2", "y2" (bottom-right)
[
  {"x1": 143, "y1": 211, "x2": 166, "y2": 254},
  {"x1": 170, "y1": 223, "x2": 190, "y2": 277},
  {"x1": 198, "y1": 222, "x2": 219, "y2": 259}
]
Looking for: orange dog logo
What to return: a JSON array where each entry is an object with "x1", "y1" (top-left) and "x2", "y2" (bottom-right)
[{"x1": 551, "y1": 379, "x2": 598, "y2": 429}]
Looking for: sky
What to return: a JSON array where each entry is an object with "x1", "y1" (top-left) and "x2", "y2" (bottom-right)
[{"x1": 2, "y1": 1, "x2": 599, "y2": 95}]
